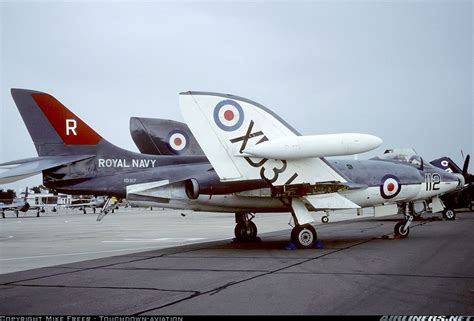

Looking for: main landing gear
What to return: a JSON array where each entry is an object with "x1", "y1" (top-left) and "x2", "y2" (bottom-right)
[
  {"x1": 289, "y1": 198, "x2": 317, "y2": 249},
  {"x1": 394, "y1": 202, "x2": 414, "y2": 238},
  {"x1": 234, "y1": 212, "x2": 258, "y2": 242},
  {"x1": 442, "y1": 208, "x2": 456, "y2": 220},
  {"x1": 233, "y1": 211, "x2": 318, "y2": 249},
  {"x1": 291, "y1": 224, "x2": 317, "y2": 249}
]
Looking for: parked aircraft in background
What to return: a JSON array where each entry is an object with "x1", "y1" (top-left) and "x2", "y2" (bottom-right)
[
  {"x1": 431, "y1": 155, "x2": 473, "y2": 211},
  {"x1": 0, "y1": 187, "x2": 30, "y2": 218},
  {"x1": 0, "y1": 187, "x2": 62, "y2": 218},
  {"x1": 0, "y1": 89, "x2": 462, "y2": 248},
  {"x1": 69, "y1": 196, "x2": 107, "y2": 214}
]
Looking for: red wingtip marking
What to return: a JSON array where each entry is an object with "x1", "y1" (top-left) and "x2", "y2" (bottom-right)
[{"x1": 32, "y1": 93, "x2": 101, "y2": 145}]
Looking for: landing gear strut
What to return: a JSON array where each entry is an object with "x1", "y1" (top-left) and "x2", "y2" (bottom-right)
[
  {"x1": 234, "y1": 212, "x2": 258, "y2": 242},
  {"x1": 289, "y1": 199, "x2": 317, "y2": 249},
  {"x1": 394, "y1": 202, "x2": 413, "y2": 238}
]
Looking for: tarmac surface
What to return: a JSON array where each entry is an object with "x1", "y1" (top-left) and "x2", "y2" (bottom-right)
[{"x1": 0, "y1": 208, "x2": 473, "y2": 315}]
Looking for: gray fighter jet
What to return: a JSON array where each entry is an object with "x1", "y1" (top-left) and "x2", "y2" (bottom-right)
[
  {"x1": 0, "y1": 89, "x2": 462, "y2": 248},
  {"x1": 130, "y1": 117, "x2": 464, "y2": 224}
]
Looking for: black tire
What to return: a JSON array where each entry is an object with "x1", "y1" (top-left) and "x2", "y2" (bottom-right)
[
  {"x1": 394, "y1": 221, "x2": 409, "y2": 238},
  {"x1": 321, "y1": 216, "x2": 329, "y2": 224},
  {"x1": 442, "y1": 208, "x2": 456, "y2": 220},
  {"x1": 291, "y1": 224, "x2": 317, "y2": 249},
  {"x1": 470, "y1": 203, "x2": 473, "y2": 212},
  {"x1": 234, "y1": 221, "x2": 258, "y2": 242}
]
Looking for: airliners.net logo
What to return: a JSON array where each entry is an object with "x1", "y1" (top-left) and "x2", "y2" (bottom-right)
[{"x1": 381, "y1": 317, "x2": 472, "y2": 321}]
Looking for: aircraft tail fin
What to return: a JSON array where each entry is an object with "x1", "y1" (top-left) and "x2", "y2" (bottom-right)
[
  {"x1": 430, "y1": 157, "x2": 463, "y2": 174},
  {"x1": 179, "y1": 91, "x2": 348, "y2": 185},
  {"x1": 130, "y1": 117, "x2": 204, "y2": 156},
  {"x1": 11, "y1": 89, "x2": 104, "y2": 156}
]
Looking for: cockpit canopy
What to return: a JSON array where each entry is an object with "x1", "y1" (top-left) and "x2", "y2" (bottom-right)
[{"x1": 371, "y1": 148, "x2": 432, "y2": 170}]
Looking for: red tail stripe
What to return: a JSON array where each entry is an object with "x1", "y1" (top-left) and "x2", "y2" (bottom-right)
[{"x1": 32, "y1": 93, "x2": 101, "y2": 145}]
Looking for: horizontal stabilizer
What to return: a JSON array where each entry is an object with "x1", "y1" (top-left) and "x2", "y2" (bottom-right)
[
  {"x1": 305, "y1": 193, "x2": 361, "y2": 210},
  {"x1": 0, "y1": 155, "x2": 94, "y2": 184}
]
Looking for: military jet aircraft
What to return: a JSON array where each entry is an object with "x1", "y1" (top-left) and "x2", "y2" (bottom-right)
[
  {"x1": 129, "y1": 117, "x2": 464, "y2": 223},
  {"x1": 0, "y1": 187, "x2": 30, "y2": 218},
  {"x1": 0, "y1": 89, "x2": 462, "y2": 248},
  {"x1": 69, "y1": 195, "x2": 107, "y2": 214},
  {"x1": 178, "y1": 91, "x2": 463, "y2": 246},
  {"x1": 0, "y1": 187, "x2": 62, "y2": 218}
]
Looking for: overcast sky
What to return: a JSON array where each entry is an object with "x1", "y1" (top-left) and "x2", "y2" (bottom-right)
[{"x1": 1, "y1": 0, "x2": 472, "y2": 192}]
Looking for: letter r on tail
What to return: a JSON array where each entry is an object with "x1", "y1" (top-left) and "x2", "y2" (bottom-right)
[{"x1": 66, "y1": 119, "x2": 77, "y2": 136}]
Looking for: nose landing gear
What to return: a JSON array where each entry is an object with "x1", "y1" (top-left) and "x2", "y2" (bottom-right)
[{"x1": 394, "y1": 202, "x2": 414, "y2": 238}]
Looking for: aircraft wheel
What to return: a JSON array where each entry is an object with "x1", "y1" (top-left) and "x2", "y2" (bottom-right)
[
  {"x1": 2, "y1": 212, "x2": 5, "y2": 219},
  {"x1": 394, "y1": 222, "x2": 409, "y2": 238},
  {"x1": 234, "y1": 221, "x2": 258, "y2": 242},
  {"x1": 470, "y1": 203, "x2": 473, "y2": 212},
  {"x1": 291, "y1": 224, "x2": 317, "y2": 249},
  {"x1": 15, "y1": 210, "x2": 19, "y2": 218},
  {"x1": 442, "y1": 208, "x2": 456, "y2": 220},
  {"x1": 321, "y1": 216, "x2": 329, "y2": 224}
]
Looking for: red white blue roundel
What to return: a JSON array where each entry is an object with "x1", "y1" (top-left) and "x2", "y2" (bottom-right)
[
  {"x1": 213, "y1": 100, "x2": 244, "y2": 132},
  {"x1": 380, "y1": 174, "x2": 401, "y2": 199},
  {"x1": 167, "y1": 129, "x2": 188, "y2": 154}
]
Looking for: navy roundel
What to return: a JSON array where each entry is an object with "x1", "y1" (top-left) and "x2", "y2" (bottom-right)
[
  {"x1": 167, "y1": 129, "x2": 189, "y2": 154},
  {"x1": 213, "y1": 100, "x2": 244, "y2": 132},
  {"x1": 380, "y1": 174, "x2": 402, "y2": 199}
]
